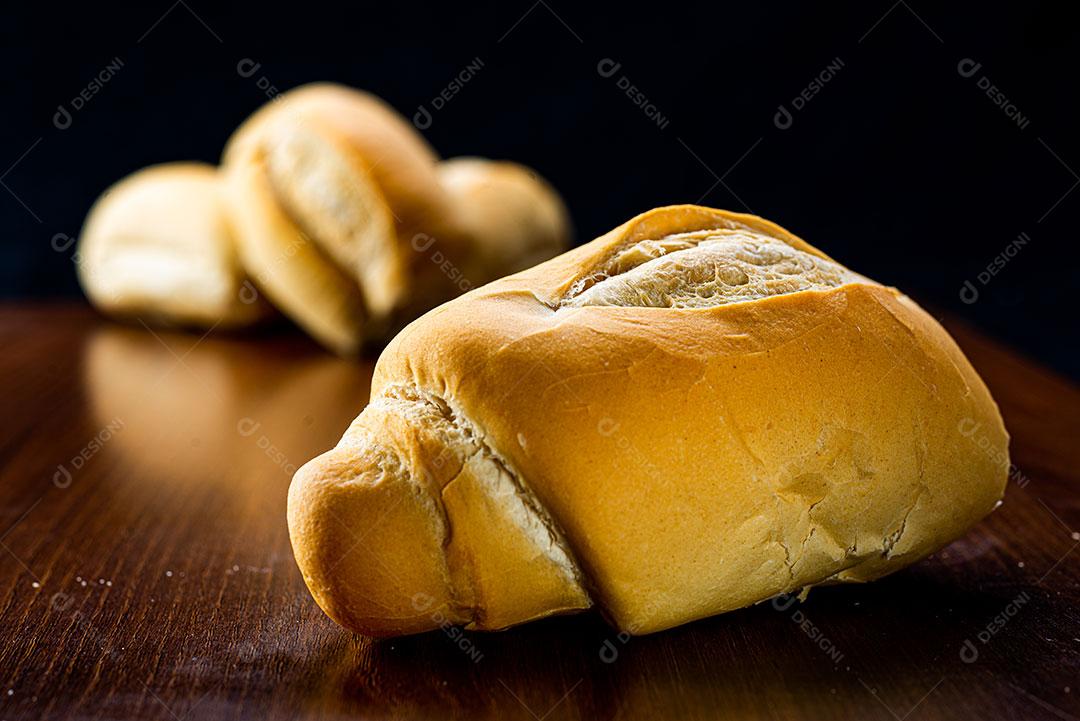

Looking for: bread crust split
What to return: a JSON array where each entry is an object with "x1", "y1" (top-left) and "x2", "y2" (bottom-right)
[
  {"x1": 290, "y1": 204, "x2": 1010, "y2": 637},
  {"x1": 223, "y1": 153, "x2": 368, "y2": 357}
]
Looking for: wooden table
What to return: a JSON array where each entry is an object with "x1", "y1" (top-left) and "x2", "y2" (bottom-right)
[{"x1": 1, "y1": 304, "x2": 1077, "y2": 721}]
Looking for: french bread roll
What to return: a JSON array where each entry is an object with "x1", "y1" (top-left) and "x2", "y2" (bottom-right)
[
  {"x1": 288, "y1": 205, "x2": 1009, "y2": 637},
  {"x1": 223, "y1": 153, "x2": 367, "y2": 356},
  {"x1": 222, "y1": 83, "x2": 465, "y2": 322},
  {"x1": 81, "y1": 84, "x2": 571, "y2": 354},
  {"x1": 437, "y1": 157, "x2": 571, "y2": 283},
  {"x1": 223, "y1": 83, "x2": 571, "y2": 338},
  {"x1": 78, "y1": 163, "x2": 272, "y2": 328}
]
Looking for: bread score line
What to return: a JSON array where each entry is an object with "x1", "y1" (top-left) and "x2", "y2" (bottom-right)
[{"x1": 288, "y1": 205, "x2": 1009, "y2": 637}]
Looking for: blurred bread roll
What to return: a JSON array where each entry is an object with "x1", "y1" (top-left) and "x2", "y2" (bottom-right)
[
  {"x1": 223, "y1": 83, "x2": 463, "y2": 320},
  {"x1": 438, "y1": 157, "x2": 571, "y2": 282},
  {"x1": 223, "y1": 154, "x2": 368, "y2": 356},
  {"x1": 78, "y1": 163, "x2": 272, "y2": 328},
  {"x1": 79, "y1": 83, "x2": 572, "y2": 355}
]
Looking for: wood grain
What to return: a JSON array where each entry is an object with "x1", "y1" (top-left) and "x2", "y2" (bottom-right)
[{"x1": 0, "y1": 304, "x2": 1077, "y2": 721}]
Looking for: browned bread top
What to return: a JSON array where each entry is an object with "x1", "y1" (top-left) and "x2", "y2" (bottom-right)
[{"x1": 289, "y1": 205, "x2": 1009, "y2": 636}]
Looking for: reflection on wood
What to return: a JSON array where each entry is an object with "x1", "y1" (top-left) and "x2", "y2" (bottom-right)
[{"x1": 0, "y1": 305, "x2": 1076, "y2": 721}]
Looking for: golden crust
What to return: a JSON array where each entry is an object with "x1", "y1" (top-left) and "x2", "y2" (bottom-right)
[
  {"x1": 260, "y1": 118, "x2": 404, "y2": 317},
  {"x1": 78, "y1": 162, "x2": 272, "y2": 328},
  {"x1": 223, "y1": 153, "x2": 367, "y2": 356},
  {"x1": 290, "y1": 205, "x2": 1009, "y2": 635},
  {"x1": 80, "y1": 84, "x2": 573, "y2": 354},
  {"x1": 223, "y1": 83, "x2": 462, "y2": 319},
  {"x1": 437, "y1": 157, "x2": 571, "y2": 284},
  {"x1": 223, "y1": 83, "x2": 449, "y2": 233},
  {"x1": 224, "y1": 84, "x2": 571, "y2": 334}
]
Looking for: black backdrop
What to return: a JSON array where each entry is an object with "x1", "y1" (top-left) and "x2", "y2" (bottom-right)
[{"x1": 3, "y1": 1, "x2": 1077, "y2": 377}]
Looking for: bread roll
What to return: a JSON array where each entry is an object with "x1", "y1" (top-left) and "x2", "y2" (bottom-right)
[
  {"x1": 437, "y1": 157, "x2": 571, "y2": 283},
  {"x1": 288, "y1": 205, "x2": 1009, "y2": 637},
  {"x1": 223, "y1": 83, "x2": 464, "y2": 321},
  {"x1": 223, "y1": 83, "x2": 572, "y2": 338},
  {"x1": 78, "y1": 163, "x2": 271, "y2": 328},
  {"x1": 223, "y1": 153, "x2": 367, "y2": 356},
  {"x1": 78, "y1": 83, "x2": 573, "y2": 355}
]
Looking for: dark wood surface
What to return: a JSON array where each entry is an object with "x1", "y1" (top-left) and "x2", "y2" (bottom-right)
[{"x1": 1, "y1": 303, "x2": 1077, "y2": 721}]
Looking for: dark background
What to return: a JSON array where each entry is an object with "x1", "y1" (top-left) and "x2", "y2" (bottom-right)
[{"x1": 2, "y1": 1, "x2": 1077, "y2": 378}]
